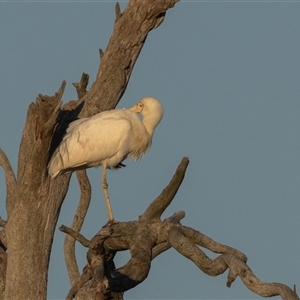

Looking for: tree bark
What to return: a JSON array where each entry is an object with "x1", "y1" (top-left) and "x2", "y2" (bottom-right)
[{"x1": 2, "y1": 1, "x2": 178, "y2": 299}]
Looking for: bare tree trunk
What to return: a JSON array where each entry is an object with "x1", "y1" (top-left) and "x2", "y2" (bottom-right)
[{"x1": 2, "y1": 1, "x2": 178, "y2": 299}]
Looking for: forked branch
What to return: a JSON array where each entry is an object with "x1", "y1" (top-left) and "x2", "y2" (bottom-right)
[{"x1": 60, "y1": 157, "x2": 298, "y2": 300}]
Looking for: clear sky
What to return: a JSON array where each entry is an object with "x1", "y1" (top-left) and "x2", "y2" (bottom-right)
[{"x1": 1, "y1": 1, "x2": 300, "y2": 299}]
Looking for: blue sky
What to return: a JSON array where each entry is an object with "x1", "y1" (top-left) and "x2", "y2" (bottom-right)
[{"x1": 1, "y1": 1, "x2": 300, "y2": 299}]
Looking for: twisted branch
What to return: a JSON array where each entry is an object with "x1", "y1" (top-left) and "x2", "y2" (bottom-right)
[
  {"x1": 60, "y1": 157, "x2": 298, "y2": 300},
  {"x1": 169, "y1": 226, "x2": 298, "y2": 300}
]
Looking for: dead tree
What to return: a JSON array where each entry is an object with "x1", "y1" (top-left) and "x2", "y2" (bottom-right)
[{"x1": 0, "y1": 1, "x2": 298, "y2": 300}]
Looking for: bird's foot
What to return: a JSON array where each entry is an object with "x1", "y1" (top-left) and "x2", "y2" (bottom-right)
[{"x1": 102, "y1": 219, "x2": 120, "y2": 228}]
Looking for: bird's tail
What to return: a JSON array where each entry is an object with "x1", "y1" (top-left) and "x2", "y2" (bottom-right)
[{"x1": 47, "y1": 150, "x2": 64, "y2": 178}]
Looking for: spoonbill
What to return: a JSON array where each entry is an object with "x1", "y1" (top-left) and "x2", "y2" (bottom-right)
[{"x1": 48, "y1": 97, "x2": 164, "y2": 225}]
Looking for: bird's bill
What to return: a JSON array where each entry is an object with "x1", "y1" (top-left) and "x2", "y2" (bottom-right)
[{"x1": 129, "y1": 102, "x2": 143, "y2": 113}]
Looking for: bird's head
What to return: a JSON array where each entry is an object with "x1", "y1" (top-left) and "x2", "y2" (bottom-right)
[
  {"x1": 130, "y1": 97, "x2": 164, "y2": 118},
  {"x1": 130, "y1": 97, "x2": 164, "y2": 134}
]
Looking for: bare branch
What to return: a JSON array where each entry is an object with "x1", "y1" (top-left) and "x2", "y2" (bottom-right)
[
  {"x1": 72, "y1": 73, "x2": 90, "y2": 99},
  {"x1": 0, "y1": 148, "x2": 17, "y2": 218},
  {"x1": 222, "y1": 254, "x2": 298, "y2": 300},
  {"x1": 152, "y1": 241, "x2": 171, "y2": 259},
  {"x1": 168, "y1": 226, "x2": 298, "y2": 300},
  {"x1": 99, "y1": 48, "x2": 104, "y2": 59},
  {"x1": 140, "y1": 157, "x2": 189, "y2": 221},
  {"x1": 60, "y1": 225, "x2": 91, "y2": 248},
  {"x1": 181, "y1": 226, "x2": 247, "y2": 262},
  {"x1": 64, "y1": 170, "x2": 92, "y2": 285},
  {"x1": 163, "y1": 210, "x2": 185, "y2": 223},
  {"x1": 57, "y1": 155, "x2": 298, "y2": 300},
  {"x1": 169, "y1": 226, "x2": 229, "y2": 276},
  {"x1": 115, "y1": 2, "x2": 122, "y2": 20}
]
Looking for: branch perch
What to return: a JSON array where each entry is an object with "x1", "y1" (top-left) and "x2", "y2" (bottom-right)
[
  {"x1": 140, "y1": 156, "x2": 189, "y2": 221},
  {"x1": 60, "y1": 157, "x2": 298, "y2": 300}
]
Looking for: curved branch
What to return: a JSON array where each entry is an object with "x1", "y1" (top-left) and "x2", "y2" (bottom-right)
[
  {"x1": 63, "y1": 170, "x2": 92, "y2": 286},
  {"x1": 58, "y1": 155, "x2": 298, "y2": 300},
  {"x1": 141, "y1": 157, "x2": 189, "y2": 221},
  {"x1": 223, "y1": 254, "x2": 298, "y2": 300},
  {"x1": 0, "y1": 148, "x2": 17, "y2": 218},
  {"x1": 60, "y1": 154, "x2": 190, "y2": 297},
  {"x1": 168, "y1": 226, "x2": 230, "y2": 276},
  {"x1": 181, "y1": 225, "x2": 247, "y2": 262},
  {"x1": 60, "y1": 225, "x2": 91, "y2": 248},
  {"x1": 168, "y1": 226, "x2": 298, "y2": 300}
]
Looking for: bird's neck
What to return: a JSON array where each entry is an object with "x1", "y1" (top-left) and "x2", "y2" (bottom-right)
[{"x1": 142, "y1": 115, "x2": 161, "y2": 136}]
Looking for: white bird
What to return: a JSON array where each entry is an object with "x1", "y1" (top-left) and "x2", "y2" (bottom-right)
[{"x1": 48, "y1": 97, "x2": 164, "y2": 225}]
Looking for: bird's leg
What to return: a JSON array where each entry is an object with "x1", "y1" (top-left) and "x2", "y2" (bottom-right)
[{"x1": 101, "y1": 167, "x2": 116, "y2": 226}]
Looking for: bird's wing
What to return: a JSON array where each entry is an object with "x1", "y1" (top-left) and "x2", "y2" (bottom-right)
[
  {"x1": 48, "y1": 109, "x2": 141, "y2": 176},
  {"x1": 66, "y1": 118, "x2": 88, "y2": 134},
  {"x1": 62, "y1": 112, "x2": 134, "y2": 168},
  {"x1": 65, "y1": 109, "x2": 126, "y2": 135}
]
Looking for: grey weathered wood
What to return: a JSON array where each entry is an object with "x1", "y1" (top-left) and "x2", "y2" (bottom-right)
[{"x1": 60, "y1": 157, "x2": 298, "y2": 300}]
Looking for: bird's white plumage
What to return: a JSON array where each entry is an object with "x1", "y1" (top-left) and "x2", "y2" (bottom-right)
[{"x1": 48, "y1": 97, "x2": 163, "y2": 224}]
